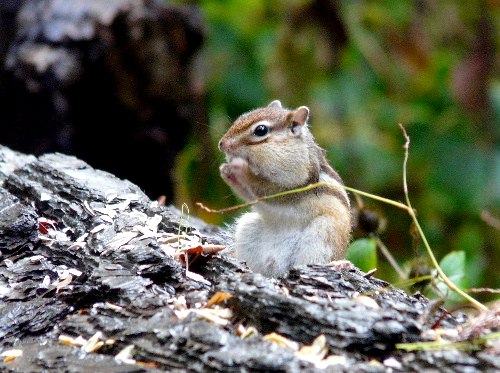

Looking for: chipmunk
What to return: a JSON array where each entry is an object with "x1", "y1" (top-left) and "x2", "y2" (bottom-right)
[{"x1": 218, "y1": 100, "x2": 351, "y2": 277}]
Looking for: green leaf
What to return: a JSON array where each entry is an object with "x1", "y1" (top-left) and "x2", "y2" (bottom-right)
[
  {"x1": 347, "y1": 238, "x2": 377, "y2": 272},
  {"x1": 436, "y1": 250, "x2": 467, "y2": 303}
]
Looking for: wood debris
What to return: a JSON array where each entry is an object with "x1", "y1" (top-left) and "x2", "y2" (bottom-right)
[
  {"x1": 0, "y1": 349, "x2": 23, "y2": 363},
  {"x1": 206, "y1": 292, "x2": 233, "y2": 307}
]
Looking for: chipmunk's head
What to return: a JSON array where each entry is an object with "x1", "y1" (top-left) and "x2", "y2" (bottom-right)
[{"x1": 218, "y1": 100, "x2": 311, "y2": 161}]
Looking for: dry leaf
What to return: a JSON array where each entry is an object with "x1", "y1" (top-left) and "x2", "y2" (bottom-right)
[{"x1": 295, "y1": 335, "x2": 349, "y2": 369}]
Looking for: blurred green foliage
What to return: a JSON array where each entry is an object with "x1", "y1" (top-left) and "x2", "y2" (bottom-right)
[
  {"x1": 435, "y1": 250, "x2": 467, "y2": 303},
  {"x1": 347, "y1": 238, "x2": 378, "y2": 273},
  {"x1": 174, "y1": 0, "x2": 499, "y2": 303}
]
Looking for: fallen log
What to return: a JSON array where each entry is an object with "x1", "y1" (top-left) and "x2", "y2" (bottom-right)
[{"x1": 0, "y1": 145, "x2": 498, "y2": 372}]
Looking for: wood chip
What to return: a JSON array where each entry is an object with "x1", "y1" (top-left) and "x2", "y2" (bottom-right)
[
  {"x1": 200, "y1": 244, "x2": 226, "y2": 254},
  {"x1": 352, "y1": 295, "x2": 380, "y2": 309},
  {"x1": 82, "y1": 331, "x2": 103, "y2": 353},
  {"x1": 76, "y1": 233, "x2": 89, "y2": 242},
  {"x1": 68, "y1": 268, "x2": 83, "y2": 277},
  {"x1": 67, "y1": 241, "x2": 86, "y2": 250},
  {"x1": 105, "y1": 190, "x2": 118, "y2": 202},
  {"x1": 206, "y1": 292, "x2": 233, "y2": 308},
  {"x1": 29, "y1": 255, "x2": 46, "y2": 263},
  {"x1": 52, "y1": 274, "x2": 73, "y2": 293},
  {"x1": 59, "y1": 335, "x2": 80, "y2": 347},
  {"x1": 94, "y1": 207, "x2": 117, "y2": 218},
  {"x1": 104, "y1": 302, "x2": 123, "y2": 311},
  {"x1": 296, "y1": 334, "x2": 328, "y2": 361},
  {"x1": 104, "y1": 231, "x2": 139, "y2": 250},
  {"x1": 108, "y1": 200, "x2": 131, "y2": 211},
  {"x1": 237, "y1": 324, "x2": 258, "y2": 339},
  {"x1": 185, "y1": 270, "x2": 211, "y2": 286},
  {"x1": 1, "y1": 349, "x2": 23, "y2": 362},
  {"x1": 82, "y1": 200, "x2": 96, "y2": 216},
  {"x1": 175, "y1": 308, "x2": 233, "y2": 326},
  {"x1": 134, "y1": 225, "x2": 156, "y2": 239},
  {"x1": 100, "y1": 215, "x2": 114, "y2": 224},
  {"x1": 115, "y1": 344, "x2": 136, "y2": 364},
  {"x1": 263, "y1": 332, "x2": 299, "y2": 351},
  {"x1": 146, "y1": 214, "x2": 162, "y2": 230},
  {"x1": 90, "y1": 224, "x2": 108, "y2": 234}
]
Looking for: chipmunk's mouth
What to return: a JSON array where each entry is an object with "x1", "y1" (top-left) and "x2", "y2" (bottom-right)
[{"x1": 226, "y1": 154, "x2": 247, "y2": 163}]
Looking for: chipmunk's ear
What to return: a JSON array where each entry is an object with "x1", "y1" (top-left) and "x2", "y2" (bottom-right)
[
  {"x1": 290, "y1": 106, "x2": 309, "y2": 135},
  {"x1": 267, "y1": 100, "x2": 282, "y2": 109},
  {"x1": 292, "y1": 106, "x2": 309, "y2": 126}
]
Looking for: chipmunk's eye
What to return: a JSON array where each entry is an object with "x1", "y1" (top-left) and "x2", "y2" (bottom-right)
[{"x1": 253, "y1": 124, "x2": 269, "y2": 137}]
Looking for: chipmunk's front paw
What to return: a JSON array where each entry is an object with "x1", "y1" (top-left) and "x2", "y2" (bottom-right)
[
  {"x1": 328, "y1": 260, "x2": 353, "y2": 271},
  {"x1": 220, "y1": 158, "x2": 248, "y2": 184},
  {"x1": 220, "y1": 158, "x2": 255, "y2": 201}
]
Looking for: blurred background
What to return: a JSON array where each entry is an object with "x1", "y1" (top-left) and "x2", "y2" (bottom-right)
[{"x1": 0, "y1": 0, "x2": 498, "y2": 302}]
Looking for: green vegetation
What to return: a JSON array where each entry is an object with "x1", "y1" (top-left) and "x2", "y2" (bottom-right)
[{"x1": 174, "y1": 0, "x2": 499, "y2": 306}]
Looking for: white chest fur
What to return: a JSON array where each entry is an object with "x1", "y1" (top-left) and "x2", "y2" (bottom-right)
[{"x1": 233, "y1": 171, "x2": 349, "y2": 277}]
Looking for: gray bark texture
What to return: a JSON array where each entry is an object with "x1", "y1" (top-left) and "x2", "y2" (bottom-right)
[{"x1": 0, "y1": 145, "x2": 498, "y2": 372}]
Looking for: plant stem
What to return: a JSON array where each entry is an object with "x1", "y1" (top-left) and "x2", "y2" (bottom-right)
[
  {"x1": 343, "y1": 186, "x2": 410, "y2": 212},
  {"x1": 398, "y1": 124, "x2": 487, "y2": 312},
  {"x1": 197, "y1": 182, "x2": 410, "y2": 214},
  {"x1": 396, "y1": 331, "x2": 500, "y2": 351},
  {"x1": 376, "y1": 237, "x2": 407, "y2": 279}
]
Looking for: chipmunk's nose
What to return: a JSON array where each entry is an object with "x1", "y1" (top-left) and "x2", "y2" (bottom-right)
[{"x1": 218, "y1": 138, "x2": 229, "y2": 152}]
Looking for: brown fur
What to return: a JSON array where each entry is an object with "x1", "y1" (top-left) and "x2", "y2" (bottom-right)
[
  {"x1": 220, "y1": 104, "x2": 348, "y2": 208},
  {"x1": 219, "y1": 101, "x2": 352, "y2": 276}
]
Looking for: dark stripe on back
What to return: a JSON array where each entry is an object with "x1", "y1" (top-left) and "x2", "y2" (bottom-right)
[
  {"x1": 320, "y1": 158, "x2": 343, "y2": 184},
  {"x1": 319, "y1": 185, "x2": 350, "y2": 209}
]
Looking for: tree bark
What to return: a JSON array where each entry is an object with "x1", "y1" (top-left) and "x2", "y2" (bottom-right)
[{"x1": 0, "y1": 145, "x2": 497, "y2": 372}]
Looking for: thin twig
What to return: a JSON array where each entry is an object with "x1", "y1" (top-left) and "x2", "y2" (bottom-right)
[
  {"x1": 197, "y1": 182, "x2": 410, "y2": 214},
  {"x1": 178, "y1": 203, "x2": 191, "y2": 274},
  {"x1": 480, "y1": 210, "x2": 500, "y2": 230},
  {"x1": 196, "y1": 200, "x2": 255, "y2": 214},
  {"x1": 398, "y1": 124, "x2": 487, "y2": 312},
  {"x1": 392, "y1": 274, "x2": 435, "y2": 289},
  {"x1": 466, "y1": 288, "x2": 500, "y2": 294},
  {"x1": 396, "y1": 331, "x2": 500, "y2": 351},
  {"x1": 375, "y1": 237, "x2": 407, "y2": 279}
]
